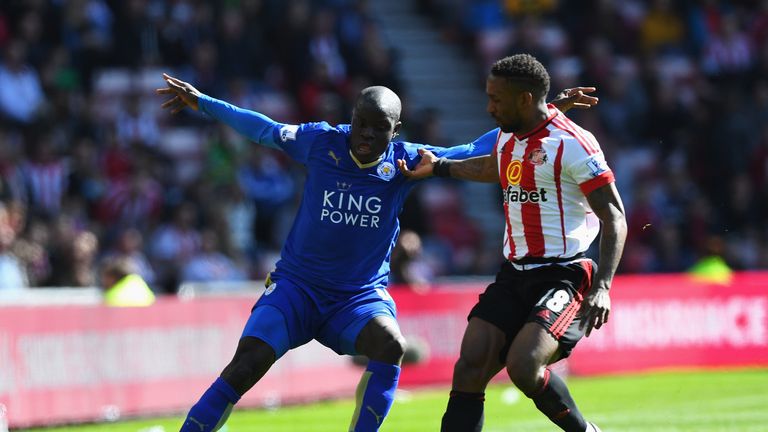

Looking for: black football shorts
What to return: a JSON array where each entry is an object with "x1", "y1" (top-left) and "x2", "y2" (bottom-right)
[{"x1": 468, "y1": 259, "x2": 597, "y2": 364}]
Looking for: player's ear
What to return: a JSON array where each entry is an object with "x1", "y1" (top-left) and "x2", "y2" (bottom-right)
[
  {"x1": 519, "y1": 91, "x2": 533, "y2": 108},
  {"x1": 392, "y1": 121, "x2": 402, "y2": 139}
]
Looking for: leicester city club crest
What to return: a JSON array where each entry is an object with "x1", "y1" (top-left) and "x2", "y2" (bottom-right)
[
  {"x1": 264, "y1": 282, "x2": 276, "y2": 296},
  {"x1": 376, "y1": 161, "x2": 396, "y2": 181}
]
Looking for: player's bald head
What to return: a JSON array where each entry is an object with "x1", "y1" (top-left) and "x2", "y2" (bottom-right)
[
  {"x1": 348, "y1": 86, "x2": 403, "y2": 163},
  {"x1": 355, "y1": 86, "x2": 402, "y2": 122}
]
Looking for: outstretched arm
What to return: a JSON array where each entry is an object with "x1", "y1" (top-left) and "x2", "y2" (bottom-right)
[
  {"x1": 156, "y1": 73, "x2": 281, "y2": 147},
  {"x1": 550, "y1": 87, "x2": 599, "y2": 112},
  {"x1": 397, "y1": 148, "x2": 498, "y2": 183},
  {"x1": 579, "y1": 182, "x2": 627, "y2": 337}
]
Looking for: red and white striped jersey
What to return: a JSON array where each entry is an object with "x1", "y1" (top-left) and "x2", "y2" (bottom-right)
[{"x1": 494, "y1": 105, "x2": 614, "y2": 261}]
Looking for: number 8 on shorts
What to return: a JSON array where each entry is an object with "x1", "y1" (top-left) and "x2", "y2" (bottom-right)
[{"x1": 545, "y1": 289, "x2": 571, "y2": 313}]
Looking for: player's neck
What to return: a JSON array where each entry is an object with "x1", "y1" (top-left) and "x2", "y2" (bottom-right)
[{"x1": 514, "y1": 105, "x2": 550, "y2": 137}]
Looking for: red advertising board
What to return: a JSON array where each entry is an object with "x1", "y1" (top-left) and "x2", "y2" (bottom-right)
[
  {"x1": 1, "y1": 273, "x2": 767, "y2": 427},
  {"x1": 0, "y1": 297, "x2": 364, "y2": 428},
  {"x1": 568, "y1": 272, "x2": 768, "y2": 374},
  {"x1": 392, "y1": 273, "x2": 768, "y2": 381},
  {"x1": 391, "y1": 284, "x2": 481, "y2": 387}
]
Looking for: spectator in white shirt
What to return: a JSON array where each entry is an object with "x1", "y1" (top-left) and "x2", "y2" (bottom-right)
[{"x1": 0, "y1": 40, "x2": 45, "y2": 124}]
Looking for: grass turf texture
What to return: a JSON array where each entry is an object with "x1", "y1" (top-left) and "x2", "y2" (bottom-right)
[{"x1": 21, "y1": 368, "x2": 768, "y2": 432}]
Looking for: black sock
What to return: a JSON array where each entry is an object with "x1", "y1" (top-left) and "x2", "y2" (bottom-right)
[
  {"x1": 530, "y1": 368, "x2": 587, "y2": 432},
  {"x1": 441, "y1": 391, "x2": 484, "y2": 432}
]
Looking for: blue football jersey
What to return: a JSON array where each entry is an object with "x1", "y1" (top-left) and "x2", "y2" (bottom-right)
[{"x1": 200, "y1": 95, "x2": 498, "y2": 293}]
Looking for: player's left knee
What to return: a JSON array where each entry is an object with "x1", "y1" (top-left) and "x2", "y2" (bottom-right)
[
  {"x1": 506, "y1": 357, "x2": 544, "y2": 396},
  {"x1": 369, "y1": 333, "x2": 407, "y2": 363}
]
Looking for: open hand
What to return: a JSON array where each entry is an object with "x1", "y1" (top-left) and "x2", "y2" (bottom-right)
[
  {"x1": 578, "y1": 283, "x2": 611, "y2": 337},
  {"x1": 156, "y1": 73, "x2": 202, "y2": 113},
  {"x1": 397, "y1": 148, "x2": 439, "y2": 180},
  {"x1": 551, "y1": 87, "x2": 599, "y2": 113}
]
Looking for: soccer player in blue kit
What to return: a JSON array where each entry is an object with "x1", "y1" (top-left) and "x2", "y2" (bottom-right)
[{"x1": 157, "y1": 73, "x2": 596, "y2": 432}]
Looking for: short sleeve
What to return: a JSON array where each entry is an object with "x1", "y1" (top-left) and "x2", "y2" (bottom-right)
[{"x1": 564, "y1": 141, "x2": 615, "y2": 195}]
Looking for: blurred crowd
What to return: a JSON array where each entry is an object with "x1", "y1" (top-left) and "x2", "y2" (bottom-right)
[
  {"x1": 0, "y1": 0, "x2": 402, "y2": 293},
  {"x1": 0, "y1": 0, "x2": 766, "y2": 294}
]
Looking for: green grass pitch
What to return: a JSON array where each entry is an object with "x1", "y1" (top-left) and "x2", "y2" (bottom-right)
[{"x1": 21, "y1": 368, "x2": 768, "y2": 432}]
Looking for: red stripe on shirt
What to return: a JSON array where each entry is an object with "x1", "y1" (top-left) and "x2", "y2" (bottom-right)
[
  {"x1": 498, "y1": 135, "x2": 516, "y2": 259},
  {"x1": 579, "y1": 171, "x2": 615, "y2": 195},
  {"x1": 520, "y1": 136, "x2": 546, "y2": 257},
  {"x1": 492, "y1": 129, "x2": 502, "y2": 155},
  {"x1": 554, "y1": 139, "x2": 566, "y2": 254},
  {"x1": 559, "y1": 114, "x2": 600, "y2": 154},
  {"x1": 552, "y1": 116, "x2": 598, "y2": 155}
]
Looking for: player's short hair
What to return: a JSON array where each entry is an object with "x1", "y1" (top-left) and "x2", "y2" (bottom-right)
[{"x1": 491, "y1": 54, "x2": 550, "y2": 100}]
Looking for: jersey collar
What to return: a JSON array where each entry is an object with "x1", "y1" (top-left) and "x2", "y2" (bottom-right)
[
  {"x1": 517, "y1": 104, "x2": 559, "y2": 141},
  {"x1": 349, "y1": 150, "x2": 383, "y2": 169}
]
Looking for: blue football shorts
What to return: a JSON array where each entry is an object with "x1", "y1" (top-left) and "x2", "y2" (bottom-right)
[{"x1": 240, "y1": 277, "x2": 398, "y2": 359}]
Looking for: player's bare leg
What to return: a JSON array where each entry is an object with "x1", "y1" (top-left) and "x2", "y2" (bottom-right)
[
  {"x1": 180, "y1": 337, "x2": 276, "y2": 432},
  {"x1": 220, "y1": 337, "x2": 277, "y2": 394},
  {"x1": 441, "y1": 317, "x2": 505, "y2": 432},
  {"x1": 506, "y1": 322, "x2": 588, "y2": 432},
  {"x1": 348, "y1": 316, "x2": 406, "y2": 431},
  {"x1": 355, "y1": 315, "x2": 407, "y2": 364}
]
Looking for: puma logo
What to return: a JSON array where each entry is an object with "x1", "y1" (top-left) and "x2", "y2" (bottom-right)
[
  {"x1": 185, "y1": 416, "x2": 208, "y2": 431},
  {"x1": 329, "y1": 150, "x2": 342, "y2": 166},
  {"x1": 366, "y1": 405, "x2": 383, "y2": 425}
]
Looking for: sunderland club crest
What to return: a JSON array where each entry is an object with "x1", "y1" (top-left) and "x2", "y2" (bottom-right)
[{"x1": 528, "y1": 149, "x2": 548, "y2": 166}]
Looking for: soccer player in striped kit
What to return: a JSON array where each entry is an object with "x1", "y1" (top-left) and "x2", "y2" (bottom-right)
[
  {"x1": 158, "y1": 70, "x2": 595, "y2": 432},
  {"x1": 399, "y1": 54, "x2": 627, "y2": 432}
]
